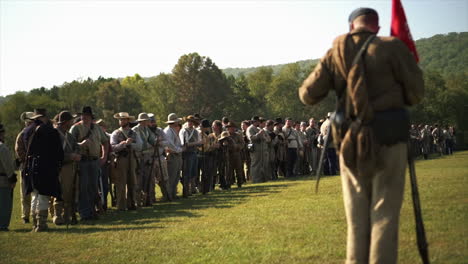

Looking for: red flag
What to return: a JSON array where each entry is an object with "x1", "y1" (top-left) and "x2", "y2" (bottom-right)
[{"x1": 391, "y1": 0, "x2": 419, "y2": 62}]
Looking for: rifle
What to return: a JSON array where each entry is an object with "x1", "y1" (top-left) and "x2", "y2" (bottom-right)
[
  {"x1": 408, "y1": 144, "x2": 430, "y2": 264},
  {"x1": 315, "y1": 126, "x2": 331, "y2": 194},
  {"x1": 147, "y1": 141, "x2": 159, "y2": 204},
  {"x1": 68, "y1": 162, "x2": 79, "y2": 229}
]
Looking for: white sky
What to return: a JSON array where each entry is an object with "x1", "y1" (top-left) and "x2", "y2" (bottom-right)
[{"x1": 1, "y1": 0, "x2": 467, "y2": 96}]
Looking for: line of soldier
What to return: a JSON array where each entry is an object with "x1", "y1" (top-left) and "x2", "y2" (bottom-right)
[
  {"x1": 1, "y1": 107, "x2": 339, "y2": 232},
  {"x1": 409, "y1": 123, "x2": 457, "y2": 159}
]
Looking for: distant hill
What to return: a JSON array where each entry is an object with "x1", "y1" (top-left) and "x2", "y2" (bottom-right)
[
  {"x1": 417, "y1": 32, "x2": 468, "y2": 76},
  {"x1": 223, "y1": 59, "x2": 319, "y2": 77},
  {"x1": 222, "y1": 32, "x2": 468, "y2": 77}
]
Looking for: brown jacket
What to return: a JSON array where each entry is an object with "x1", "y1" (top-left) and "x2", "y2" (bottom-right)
[{"x1": 299, "y1": 28, "x2": 424, "y2": 111}]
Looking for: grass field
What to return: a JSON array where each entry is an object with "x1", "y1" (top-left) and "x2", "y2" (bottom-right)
[{"x1": 1, "y1": 151, "x2": 467, "y2": 264}]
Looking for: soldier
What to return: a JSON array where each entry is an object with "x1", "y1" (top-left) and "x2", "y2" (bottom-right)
[
  {"x1": 70, "y1": 106, "x2": 109, "y2": 221},
  {"x1": 23, "y1": 109, "x2": 64, "y2": 231},
  {"x1": 431, "y1": 124, "x2": 444, "y2": 156},
  {"x1": 132, "y1": 113, "x2": 157, "y2": 206},
  {"x1": 198, "y1": 119, "x2": 216, "y2": 194},
  {"x1": 224, "y1": 122, "x2": 245, "y2": 188},
  {"x1": 179, "y1": 115, "x2": 203, "y2": 197},
  {"x1": 147, "y1": 113, "x2": 170, "y2": 202},
  {"x1": 297, "y1": 121, "x2": 309, "y2": 175},
  {"x1": 0, "y1": 123, "x2": 17, "y2": 231},
  {"x1": 320, "y1": 113, "x2": 338, "y2": 176},
  {"x1": 51, "y1": 111, "x2": 81, "y2": 225},
  {"x1": 14, "y1": 111, "x2": 35, "y2": 223},
  {"x1": 409, "y1": 124, "x2": 421, "y2": 158},
  {"x1": 299, "y1": 7, "x2": 424, "y2": 263},
  {"x1": 163, "y1": 113, "x2": 183, "y2": 200},
  {"x1": 246, "y1": 116, "x2": 268, "y2": 183},
  {"x1": 264, "y1": 120, "x2": 277, "y2": 181},
  {"x1": 96, "y1": 119, "x2": 112, "y2": 210},
  {"x1": 305, "y1": 118, "x2": 320, "y2": 174},
  {"x1": 282, "y1": 118, "x2": 303, "y2": 178},
  {"x1": 273, "y1": 118, "x2": 287, "y2": 178},
  {"x1": 110, "y1": 112, "x2": 141, "y2": 211},
  {"x1": 209, "y1": 120, "x2": 224, "y2": 189},
  {"x1": 240, "y1": 120, "x2": 251, "y2": 181},
  {"x1": 420, "y1": 125, "x2": 431, "y2": 160}
]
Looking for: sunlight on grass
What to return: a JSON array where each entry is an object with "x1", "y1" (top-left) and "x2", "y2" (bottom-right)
[{"x1": 1, "y1": 152, "x2": 467, "y2": 264}]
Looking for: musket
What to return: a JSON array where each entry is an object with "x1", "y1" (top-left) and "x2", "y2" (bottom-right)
[
  {"x1": 67, "y1": 162, "x2": 79, "y2": 229},
  {"x1": 408, "y1": 144, "x2": 430, "y2": 264},
  {"x1": 314, "y1": 128, "x2": 331, "y2": 194}
]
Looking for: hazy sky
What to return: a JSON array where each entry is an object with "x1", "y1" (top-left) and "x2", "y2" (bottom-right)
[{"x1": 1, "y1": 0, "x2": 467, "y2": 96}]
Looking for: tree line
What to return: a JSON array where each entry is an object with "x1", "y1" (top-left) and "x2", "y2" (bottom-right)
[{"x1": 1, "y1": 36, "x2": 467, "y2": 151}]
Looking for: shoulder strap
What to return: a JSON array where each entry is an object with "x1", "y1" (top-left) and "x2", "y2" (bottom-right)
[{"x1": 344, "y1": 34, "x2": 376, "y2": 120}]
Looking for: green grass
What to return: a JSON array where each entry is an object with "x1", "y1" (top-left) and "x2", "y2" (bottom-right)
[{"x1": 1, "y1": 152, "x2": 467, "y2": 264}]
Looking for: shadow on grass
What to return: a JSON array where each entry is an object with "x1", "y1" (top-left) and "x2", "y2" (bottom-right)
[{"x1": 18, "y1": 183, "x2": 291, "y2": 234}]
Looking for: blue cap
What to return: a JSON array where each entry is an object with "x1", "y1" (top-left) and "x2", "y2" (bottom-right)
[{"x1": 348, "y1": 7, "x2": 378, "y2": 23}]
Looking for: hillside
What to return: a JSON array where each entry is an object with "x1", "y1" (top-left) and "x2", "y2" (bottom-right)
[{"x1": 222, "y1": 32, "x2": 468, "y2": 77}]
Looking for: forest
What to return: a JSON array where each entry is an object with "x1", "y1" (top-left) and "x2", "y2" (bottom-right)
[{"x1": 0, "y1": 32, "x2": 467, "y2": 149}]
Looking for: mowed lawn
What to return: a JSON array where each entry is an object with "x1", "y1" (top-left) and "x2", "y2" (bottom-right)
[{"x1": 1, "y1": 151, "x2": 467, "y2": 264}]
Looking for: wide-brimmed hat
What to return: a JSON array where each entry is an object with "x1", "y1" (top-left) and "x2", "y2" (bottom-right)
[
  {"x1": 20, "y1": 112, "x2": 35, "y2": 122},
  {"x1": 201, "y1": 119, "x2": 211, "y2": 128},
  {"x1": 225, "y1": 122, "x2": 237, "y2": 128},
  {"x1": 274, "y1": 117, "x2": 283, "y2": 126},
  {"x1": 251, "y1": 116, "x2": 260, "y2": 122},
  {"x1": 165, "y1": 113, "x2": 182, "y2": 124},
  {"x1": 113, "y1": 112, "x2": 135, "y2": 121},
  {"x1": 147, "y1": 113, "x2": 155, "y2": 121},
  {"x1": 78, "y1": 106, "x2": 95, "y2": 118},
  {"x1": 185, "y1": 115, "x2": 200, "y2": 124},
  {"x1": 57, "y1": 111, "x2": 76, "y2": 124},
  {"x1": 219, "y1": 131, "x2": 230, "y2": 140},
  {"x1": 136, "y1": 112, "x2": 150, "y2": 122},
  {"x1": 96, "y1": 119, "x2": 106, "y2": 126},
  {"x1": 193, "y1": 113, "x2": 203, "y2": 121},
  {"x1": 30, "y1": 109, "x2": 47, "y2": 120}
]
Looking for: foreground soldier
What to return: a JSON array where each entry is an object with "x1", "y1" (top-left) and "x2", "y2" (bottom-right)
[
  {"x1": 0, "y1": 124, "x2": 17, "y2": 231},
  {"x1": 147, "y1": 114, "x2": 170, "y2": 202},
  {"x1": 246, "y1": 116, "x2": 268, "y2": 183},
  {"x1": 299, "y1": 8, "x2": 424, "y2": 263},
  {"x1": 53, "y1": 111, "x2": 81, "y2": 225},
  {"x1": 305, "y1": 118, "x2": 319, "y2": 174},
  {"x1": 225, "y1": 122, "x2": 245, "y2": 188},
  {"x1": 70, "y1": 107, "x2": 108, "y2": 221},
  {"x1": 179, "y1": 115, "x2": 202, "y2": 197},
  {"x1": 163, "y1": 113, "x2": 183, "y2": 200},
  {"x1": 14, "y1": 112, "x2": 35, "y2": 223},
  {"x1": 111, "y1": 112, "x2": 141, "y2": 211},
  {"x1": 133, "y1": 113, "x2": 156, "y2": 206},
  {"x1": 23, "y1": 109, "x2": 64, "y2": 231}
]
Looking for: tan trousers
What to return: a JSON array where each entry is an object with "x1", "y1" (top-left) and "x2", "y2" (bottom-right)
[
  {"x1": 20, "y1": 171, "x2": 31, "y2": 219},
  {"x1": 340, "y1": 143, "x2": 407, "y2": 264},
  {"x1": 53, "y1": 163, "x2": 76, "y2": 220},
  {"x1": 111, "y1": 155, "x2": 137, "y2": 210}
]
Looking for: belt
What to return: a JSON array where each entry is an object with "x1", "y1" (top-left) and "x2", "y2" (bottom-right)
[{"x1": 81, "y1": 156, "x2": 99, "y2": 161}]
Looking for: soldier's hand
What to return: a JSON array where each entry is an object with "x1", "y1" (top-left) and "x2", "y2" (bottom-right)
[
  {"x1": 71, "y1": 153, "x2": 81, "y2": 161},
  {"x1": 126, "y1": 138, "x2": 133, "y2": 144},
  {"x1": 79, "y1": 139, "x2": 90, "y2": 146}
]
